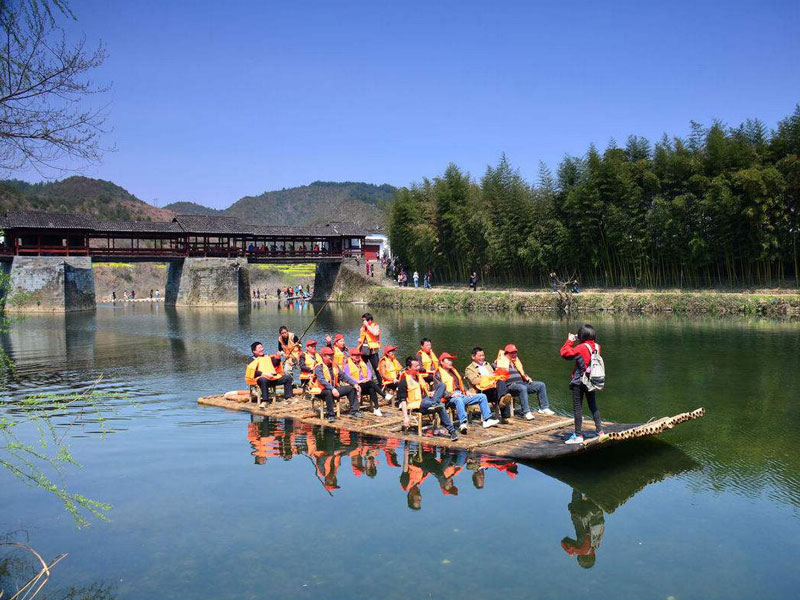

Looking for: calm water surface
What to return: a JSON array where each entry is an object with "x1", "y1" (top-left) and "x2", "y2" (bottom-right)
[{"x1": 1, "y1": 302, "x2": 799, "y2": 599}]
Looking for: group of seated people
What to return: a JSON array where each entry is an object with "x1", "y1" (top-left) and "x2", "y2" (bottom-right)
[{"x1": 245, "y1": 321, "x2": 554, "y2": 442}]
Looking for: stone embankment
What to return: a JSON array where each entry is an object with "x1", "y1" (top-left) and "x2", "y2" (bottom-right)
[{"x1": 332, "y1": 265, "x2": 800, "y2": 318}]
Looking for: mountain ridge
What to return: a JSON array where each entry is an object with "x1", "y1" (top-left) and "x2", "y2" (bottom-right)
[{"x1": 0, "y1": 176, "x2": 395, "y2": 230}]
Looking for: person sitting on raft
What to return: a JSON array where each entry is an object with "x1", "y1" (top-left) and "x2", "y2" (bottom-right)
[
  {"x1": 416, "y1": 337, "x2": 439, "y2": 383},
  {"x1": 325, "y1": 333, "x2": 349, "y2": 369},
  {"x1": 310, "y1": 347, "x2": 362, "y2": 423},
  {"x1": 246, "y1": 341, "x2": 294, "y2": 406},
  {"x1": 560, "y1": 324, "x2": 604, "y2": 445},
  {"x1": 397, "y1": 357, "x2": 458, "y2": 441},
  {"x1": 494, "y1": 344, "x2": 554, "y2": 420},
  {"x1": 434, "y1": 352, "x2": 499, "y2": 434},
  {"x1": 299, "y1": 339, "x2": 323, "y2": 390},
  {"x1": 378, "y1": 345, "x2": 403, "y2": 402},
  {"x1": 344, "y1": 348, "x2": 384, "y2": 417},
  {"x1": 464, "y1": 346, "x2": 514, "y2": 422}
]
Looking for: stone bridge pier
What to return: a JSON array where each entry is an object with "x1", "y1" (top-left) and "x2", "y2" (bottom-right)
[
  {"x1": 2, "y1": 256, "x2": 95, "y2": 312},
  {"x1": 166, "y1": 257, "x2": 251, "y2": 307},
  {"x1": 1, "y1": 256, "x2": 345, "y2": 312}
]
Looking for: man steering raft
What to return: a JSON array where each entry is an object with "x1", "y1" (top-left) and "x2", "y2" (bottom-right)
[{"x1": 246, "y1": 341, "x2": 295, "y2": 407}]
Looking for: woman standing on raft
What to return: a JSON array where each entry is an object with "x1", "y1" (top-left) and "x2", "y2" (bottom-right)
[{"x1": 560, "y1": 324, "x2": 604, "y2": 445}]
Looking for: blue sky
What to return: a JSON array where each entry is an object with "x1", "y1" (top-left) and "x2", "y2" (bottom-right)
[{"x1": 28, "y1": 0, "x2": 800, "y2": 208}]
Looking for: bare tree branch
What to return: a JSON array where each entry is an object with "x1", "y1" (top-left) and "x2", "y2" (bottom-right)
[{"x1": 0, "y1": 0, "x2": 109, "y2": 174}]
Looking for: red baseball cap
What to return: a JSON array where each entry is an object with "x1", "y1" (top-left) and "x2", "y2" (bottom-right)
[
  {"x1": 320, "y1": 347, "x2": 334, "y2": 356},
  {"x1": 333, "y1": 333, "x2": 345, "y2": 342},
  {"x1": 384, "y1": 344, "x2": 398, "y2": 353},
  {"x1": 306, "y1": 339, "x2": 318, "y2": 347},
  {"x1": 439, "y1": 352, "x2": 457, "y2": 362},
  {"x1": 504, "y1": 344, "x2": 518, "y2": 353},
  {"x1": 349, "y1": 348, "x2": 363, "y2": 357}
]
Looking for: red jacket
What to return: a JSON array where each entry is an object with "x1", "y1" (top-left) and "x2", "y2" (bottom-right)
[{"x1": 560, "y1": 339, "x2": 600, "y2": 386}]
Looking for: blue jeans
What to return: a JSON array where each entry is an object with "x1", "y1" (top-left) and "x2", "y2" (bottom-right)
[
  {"x1": 508, "y1": 381, "x2": 549, "y2": 413},
  {"x1": 447, "y1": 393, "x2": 492, "y2": 424}
]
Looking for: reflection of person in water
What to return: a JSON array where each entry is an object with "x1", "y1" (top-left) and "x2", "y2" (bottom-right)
[
  {"x1": 467, "y1": 456, "x2": 519, "y2": 489},
  {"x1": 561, "y1": 489, "x2": 605, "y2": 568},
  {"x1": 400, "y1": 444, "x2": 468, "y2": 509}
]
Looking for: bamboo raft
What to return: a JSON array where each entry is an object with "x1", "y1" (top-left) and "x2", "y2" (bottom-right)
[{"x1": 198, "y1": 391, "x2": 705, "y2": 461}]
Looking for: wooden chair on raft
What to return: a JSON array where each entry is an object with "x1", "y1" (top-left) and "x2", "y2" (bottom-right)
[
  {"x1": 310, "y1": 391, "x2": 341, "y2": 420},
  {"x1": 408, "y1": 404, "x2": 441, "y2": 437}
]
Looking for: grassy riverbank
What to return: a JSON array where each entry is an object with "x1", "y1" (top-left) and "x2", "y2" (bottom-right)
[
  {"x1": 334, "y1": 267, "x2": 800, "y2": 317},
  {"x1": 367, "y1": 287, "x2": 800, "y2": 317}
]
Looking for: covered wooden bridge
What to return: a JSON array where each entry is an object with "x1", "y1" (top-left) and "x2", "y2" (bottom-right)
[
  {"x1": 0, "y1": 212, "x2": 374, "y2": 311},
  {"x1": 0, "y1": 212, "x2": 369, "y2": 262}
]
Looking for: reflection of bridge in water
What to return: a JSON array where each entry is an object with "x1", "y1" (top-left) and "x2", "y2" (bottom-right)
[
  {"x1": 0, "y1": 212, "x2": 372, "y2": 310},
  {"x1": 246, "y1": 416, "x2": 699, "y2": 568}
]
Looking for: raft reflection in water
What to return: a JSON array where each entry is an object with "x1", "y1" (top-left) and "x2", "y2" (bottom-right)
[{"x1": 245, "y1": 416, "x2": 697, "y2": 569}]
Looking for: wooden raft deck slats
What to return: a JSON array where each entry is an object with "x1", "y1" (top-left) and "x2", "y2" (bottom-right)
[
  {"x1": 466, "y1": 419, "x2": 575, "y2": 450},
  {"x1": 197, "y1": 394, "x2": 706, "y2": 461}
]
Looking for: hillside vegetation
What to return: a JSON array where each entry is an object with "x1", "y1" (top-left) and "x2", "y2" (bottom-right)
[
  {"x1": 0, "y1": 177, "x2": 395, "y2": 228},
  {"x1": 0, "y1": 176, "x2": 175, "y2": 221},
  {"x1": 165, "y1": 181, "x2": 395, "y2": 228}
]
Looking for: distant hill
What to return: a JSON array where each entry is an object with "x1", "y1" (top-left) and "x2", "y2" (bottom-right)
[
  {"x1": 161, "y1": 201, "x2": 223, "y2": 216},
  {"x1": 223, "y1": 181, "x2": 395, "y2": 229},
  {"x1": 1, "y1": 177, "x2": 396, "y2": 229},
  {"x1": 0, "y1": 176, "x2": 175, "y2": 222}
]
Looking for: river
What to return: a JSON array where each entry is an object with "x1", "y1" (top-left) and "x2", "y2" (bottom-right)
[{"x1": 1, "y1": 302, "x2": 798, "y2": 599}]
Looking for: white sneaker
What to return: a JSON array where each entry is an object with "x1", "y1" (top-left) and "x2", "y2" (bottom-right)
[
  {"x1": 524, "y1": 412, "x2": 535, "y2": 421},
  {"x1": 538, "y1": 408, "x2": 555, "y2": 416},
  {"x1": 459, "y1": 423, "x2": 469, "y2": 434},
  {"x1": 258, "y1": 402, "x2": 266, "y2": 409},
  {"x1": 373, "y1": 408, "x2": 383, "y2": 417},
  {"x1": 385, "y1": 392, "x2": 393, "y2": 402},
  {"x1": 482, "y1": 418, "x2": 500, "y2": 428}
]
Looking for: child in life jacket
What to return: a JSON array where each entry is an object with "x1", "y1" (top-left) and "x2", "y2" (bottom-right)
[{"x1": 559, "y1": 324, "x2": 604, "y2": 444}]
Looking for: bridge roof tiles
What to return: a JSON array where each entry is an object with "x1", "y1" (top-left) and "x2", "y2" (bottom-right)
[
  {"x1": 2, "y1": 211, "x2": 99, "y2": 230},
  {"x1": 94, "y1": 221, "x2": 182, "y2": 234},
  {"x1": 1, "y1": 210, "x2": 371, "y2": 238},
  {"x1": 172, "y1": 215, "x2": 250, "y2": 234}
]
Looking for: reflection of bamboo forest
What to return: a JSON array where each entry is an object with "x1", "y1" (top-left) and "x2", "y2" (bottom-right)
[
  {"x1": 389, "y1": 105, "x2": 800, "y2": 288},
  {"x1": 247, "y1": 417, "x2": 642, "y2": 568}
]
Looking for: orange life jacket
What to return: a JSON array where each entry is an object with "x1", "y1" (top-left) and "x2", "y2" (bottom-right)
[
  {"x1": 402, "y1": 463, "x2": 428, "y2": 491},
  {"x1": 308, "y1": 363, "x2": 340, "y2": 395},
  {"x1": 332, "y1": 344, "x2": 347, "y2": 369},
  {"x1": 403, "y1": 372, "x2": 429, "y2": 410},
  {"x1": 437, "y1": 366, "x2": 465, "y2": 394},
  {"x1": 245, "y1": 356, "x2": 278, "y2": 385},
  {"x1": 278, "y1": 332, "x2": 301, "y2": 360},
  {"x1": 345, "y1": 358, "x2": 370, "y2": 383},
  {"x1": 358, "y1": 323, "x2": 381, "y2": 350},
  {"x1": 495, "y1": 352, "x2": 527, "y2": 379},
  {"x1": 300, "y1": 351, "x2": 323, "y2": 380},
  {"x1": 378, "y1": 355, "x2": 403, "y2": 384},
  {"x1": 418, "y1": 349, "x2": 439, "y2": 374}
]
